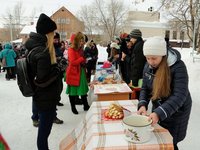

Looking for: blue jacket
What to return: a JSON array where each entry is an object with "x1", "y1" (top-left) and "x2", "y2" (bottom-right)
[
  {"x1": 0, "y1": 43, "x2": 16, "y2": 67},
  {"x1": 138, "y1": 48, "x2": 192, "y2": 144}
]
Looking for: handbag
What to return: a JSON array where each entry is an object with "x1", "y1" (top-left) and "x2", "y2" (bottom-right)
[
  {"x1": 2, "y1": 57, "x2": 6, "y2": 67},
  {"x1": 2, "y1": 50, "x2": 9, "y2": 67}
]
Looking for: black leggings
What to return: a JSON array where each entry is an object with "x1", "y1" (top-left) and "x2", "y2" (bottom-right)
[{"x1": 174, "y1": 143, "x2": 179, "y2": 150}]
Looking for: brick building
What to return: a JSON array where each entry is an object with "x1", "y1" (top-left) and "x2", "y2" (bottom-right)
[{"x1": 51, "y1": 6, "x2": 84, "y2": 41}]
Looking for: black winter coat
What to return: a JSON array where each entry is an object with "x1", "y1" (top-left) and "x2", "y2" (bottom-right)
[
  {"x1": 138, "y1": 48, "x2": 192, "y2": 144},
  {"x1": 124, "y1": 38, "x2": 146, "y2": 86},
  {"x1": 25, "y1": 32, "x2": 62, "y2": 111}
]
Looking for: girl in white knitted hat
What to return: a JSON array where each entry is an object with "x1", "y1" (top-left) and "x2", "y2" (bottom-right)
[{"x1": 137, "y1": 36, "x2": 192, "y2": 150}]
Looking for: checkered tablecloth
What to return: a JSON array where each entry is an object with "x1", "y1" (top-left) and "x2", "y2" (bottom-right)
[{"x1": 60, "y1": 100, "x2": 174, "y2": 150}]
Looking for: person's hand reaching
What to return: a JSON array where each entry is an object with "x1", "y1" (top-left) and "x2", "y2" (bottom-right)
[
  {"x1": 148, "y1": 112, "x2": 159, "y2": 125},
  {"x1": 137, "y1": 106, "x2": 147, "y2": 116}
]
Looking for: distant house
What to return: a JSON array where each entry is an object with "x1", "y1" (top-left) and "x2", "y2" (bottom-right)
[
  {"x1": 19, "y1": 6, "x2": 84, "y2": 43},
  {"x1": 51, "y1": 6, "x2": 85, "y2": 41},
  {"x1": 125, "y1": 11, "x2": 190, "y2": 48}
]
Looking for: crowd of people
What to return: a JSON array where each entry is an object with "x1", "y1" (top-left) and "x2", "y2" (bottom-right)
[{"x1": 0, "y1": 12, "x2": 192, "y2": 150}]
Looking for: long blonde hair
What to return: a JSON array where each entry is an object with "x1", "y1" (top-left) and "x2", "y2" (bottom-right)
[
  {"x1": 151, "y1": 56, "x2": 171, "y2": 100},
  {"x1": 46, "y1": 32, "x2": 56, "y2": 64}
]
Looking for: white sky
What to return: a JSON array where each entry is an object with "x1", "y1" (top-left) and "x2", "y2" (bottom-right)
[{"x1": 0, "y1": 0, "x2": 160, "y2": 27}]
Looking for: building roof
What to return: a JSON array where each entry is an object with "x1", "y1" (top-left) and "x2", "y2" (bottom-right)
[
  {"x1": 130, "y1": 20, "x2": 169, "y2": 29},
  {"x1": 20, "y1": 24, "x2": 36, "y2": 35},
  {"x1": 51, "y1": 6, "x2": 79, "y2": 21}
]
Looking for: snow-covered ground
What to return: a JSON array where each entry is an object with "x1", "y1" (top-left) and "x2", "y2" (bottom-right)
[{"x1": 0, "y1": 47, "x2": 200, "y2": 150}]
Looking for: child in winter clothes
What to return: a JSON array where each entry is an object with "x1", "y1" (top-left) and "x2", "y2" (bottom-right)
[{"x1": 137, "y1": 37, "x2": 192, "y2": 150}]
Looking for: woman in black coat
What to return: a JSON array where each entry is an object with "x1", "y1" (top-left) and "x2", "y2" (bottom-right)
[
  {"x1": 122, "y1": 29, "x2": 146, "y2": 87},
  {"x1": 25, "y1": 13, "x2": 62, "y2": 150},
  {"x1": 137, "y1": 37, "x2": 192, "y2": 150}
]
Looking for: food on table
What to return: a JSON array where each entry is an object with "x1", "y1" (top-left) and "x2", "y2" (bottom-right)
[
  {"x1": 104, "y1": 103, "x2": 124, "y2": 119},
  {"x1": 102, "y1": 77, "x2": 118, "y2": 84}
]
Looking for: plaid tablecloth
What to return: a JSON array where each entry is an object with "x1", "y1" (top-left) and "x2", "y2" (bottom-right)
[
  {"x1": 60, "y1": 100, "x2": 174, "y2": 150},
  {"x1": 94, "y1": 83, "x2": 132, "y2": 94}
]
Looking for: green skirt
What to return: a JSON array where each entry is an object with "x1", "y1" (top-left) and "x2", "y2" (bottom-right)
[{"x1": 66, "y1": 68, "x2": 89, "y2": 96}]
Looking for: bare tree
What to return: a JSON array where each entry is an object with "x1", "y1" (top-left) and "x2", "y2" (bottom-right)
[
  {"x1": 94, "y1": 0, "x2": 127, "y2": 41},
  {"x1": 78, "y1": 5, "x2": 97, "y2": 38},
  {"x1": 78, "y1": 0, "x2": 127, "y2": 41},
  {"x1": 2, "y1": 1, "x2": 25, "y2": 41},
  {"x1": 134, "y1": 0, "x2": 200, "y2": 51},
  {"x1": 161, "y1": 0, "x2": 200, "y2": 50}
]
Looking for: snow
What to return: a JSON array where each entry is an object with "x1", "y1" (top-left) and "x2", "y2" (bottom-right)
[
  {"x1": 11, "y1": 38, "x2": 23, "y2": 44},
  {"x1": 130, "y1": 20, "x2": 168, "y2": 29},
  {"x1": 20, "y1": 24, "x2": 36, "y2": 35},
  {"x1": 0, "y1": 47, "x2": 200, "y2": 150}
]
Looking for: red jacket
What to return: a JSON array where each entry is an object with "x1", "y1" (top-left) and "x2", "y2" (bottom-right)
[{"x1": 66, "y1": 47, "x2": 85, "y2": 86}]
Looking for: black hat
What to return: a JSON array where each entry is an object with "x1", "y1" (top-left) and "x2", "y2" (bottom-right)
[
  {"x1": 125, "y1": 35, "x2": 131, "y2": 42},
  {"x1": 129, "y1": 29, "x2": 142, "y2": 38},
  {"x1": 36, "y1": 13, "x2": 57, "y2": 34},
  {"x1": 54, "y1": 32, "x2": 60, "y2": 39}
]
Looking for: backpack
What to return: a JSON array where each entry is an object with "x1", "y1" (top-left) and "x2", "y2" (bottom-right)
[{"x1": 16, "y1": 49, "x2": 35, "y2": 97}]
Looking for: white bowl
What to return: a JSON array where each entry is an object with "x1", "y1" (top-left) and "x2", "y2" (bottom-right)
[{"x1": 122, "y1": 115, "x2": 154, "y2": 143}]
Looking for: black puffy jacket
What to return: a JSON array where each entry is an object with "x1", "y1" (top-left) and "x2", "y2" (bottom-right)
[
  {"x1": 25, "y1": 32, "x2": 61, "y2": 110},
  {"x1": 138, "y1": 48, "x2": 192, "y2": 144},
  {"x1": 124, "y1": 38, "x2": 146, "y2": 86}
]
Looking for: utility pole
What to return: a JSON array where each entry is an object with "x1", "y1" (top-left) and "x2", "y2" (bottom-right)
[
  {"x1": 9, "y1": 14, "x2": 13, "y2": 41},
  {"x1": 192, "y1": 0, "x2": 200, "y2": 62}
]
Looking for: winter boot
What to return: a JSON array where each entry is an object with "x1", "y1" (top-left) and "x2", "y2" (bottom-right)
[
  {"x1": 81, "y1": 95, "x2": 90, "y2": 111},
  {"x1": 69, "y1": 95, "x2": 78, "y2": 114}
]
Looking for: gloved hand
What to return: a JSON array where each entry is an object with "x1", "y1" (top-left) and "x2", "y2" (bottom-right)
[{"x1": 57, "y1": 57, "x2": 68, "y2": 71}]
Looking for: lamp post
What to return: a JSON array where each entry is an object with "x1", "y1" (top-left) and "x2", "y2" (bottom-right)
[{"x1": 9, "y1": 14, "x2": 13, "y2": 41}]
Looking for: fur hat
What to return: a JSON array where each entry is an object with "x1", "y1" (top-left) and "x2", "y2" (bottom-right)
[
  {"x1": 110, "y1": 42, "x2": 120, "y2": 49},
  {"x1": 143, "y1": 36, "x2": 167, "y2": 56},
  {"x1": 130, "y1": 29, "x2": 142, "y2": 38},
  {"x1": 36, "y1": 13, "x2": 57, "y2": 34}
]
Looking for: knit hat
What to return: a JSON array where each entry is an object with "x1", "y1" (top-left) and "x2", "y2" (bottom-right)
[
  {"x1": 129, "y1": 29, "x2": 142, "y2": 38},
  {"x1": 36, "y1": 13, "x2": 57, "y2": 34},
  {"x1": 143, "y1": 36, "x2": 167, "y2": 56},
  {"x1": 54, "y1": 32, "x2": 60, "y2": 39},
  {"x1": 110, "y1": 42, "x2": 120, "y2": 49}
]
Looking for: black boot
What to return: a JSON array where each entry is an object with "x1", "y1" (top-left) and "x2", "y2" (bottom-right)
[
  {"x1": 69, "y1": 96, "x2": 78, "y2": 114},
  {"x1": 81, "y1": 95, "x2": 90, "y2": 111}
]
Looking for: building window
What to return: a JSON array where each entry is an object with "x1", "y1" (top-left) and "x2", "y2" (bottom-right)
[
  {"x1": 56, "y1": 18, "x2": 70, "y2": 24},
  {"x1": 180, "y1": 31, "x2": 184, "y2": 40},
  {"x1": 60, "y1": 32, "x2": 67, "y2": 40},
  {"x1": 173, "y1": 31, "x2": 177, "y2": 39}
]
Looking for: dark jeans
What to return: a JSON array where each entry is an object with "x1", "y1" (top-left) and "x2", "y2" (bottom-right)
[
  {"x1": 174, "y1": 143, "x2": 179, "y2": 150},
  {"x1": 37, "y1": 108, "x2": 55, "y2": 150},
  {"x1": 32, "y1": 101, "x2": 57, "y2": 121},
  {"x1": 32, "y1": 101, "x2": 39, "y2": 121}
]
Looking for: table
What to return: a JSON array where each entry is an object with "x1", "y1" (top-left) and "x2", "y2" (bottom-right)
[
  {"x1": 94, "y1": 83, "x2": 132, "y2": 101},
  {"x1": 59, "y1": 100, "x2": 174, "y2": 150}
]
